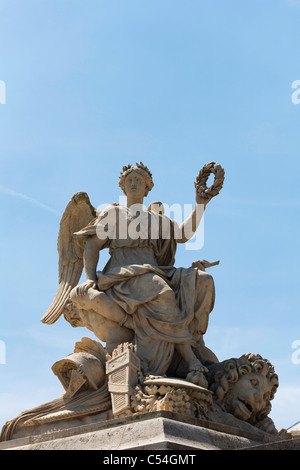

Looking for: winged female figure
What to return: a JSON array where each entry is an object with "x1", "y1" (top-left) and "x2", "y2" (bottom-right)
[{"x1": 42, "y1": 162, "x2": 224, "y2": 388}]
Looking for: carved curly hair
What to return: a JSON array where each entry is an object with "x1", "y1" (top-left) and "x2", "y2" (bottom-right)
[
  {"x1": 119, "y1": 162, "x2": 154, "y2": 197},
  {"x1": 207, "y1": 353, "x2": 279, "y2": 425}
]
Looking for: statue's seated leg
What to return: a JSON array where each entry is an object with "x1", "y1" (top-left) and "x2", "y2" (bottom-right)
[
  {"x1": 65, "y1": 304, "x2": 134, "y2": 355},
  {"x1": 70, "y1": 282, "x2": 134, "y2": 329},
  {"x1": 69, "y1": 283, "x2": 134, "y2": 354}
]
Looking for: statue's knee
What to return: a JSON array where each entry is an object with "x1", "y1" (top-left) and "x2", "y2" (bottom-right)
[
  {"x1": 197, "y1": 270, "x2": 214, "y2": 287},
  {"x1": 92, "y1": 290, "x2": 107, "y2": 307},
  {"x1": 207, "y1": 273, "x2": 214, "y2": 289}
]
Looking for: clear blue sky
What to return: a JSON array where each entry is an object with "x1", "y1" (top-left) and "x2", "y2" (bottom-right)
[{"x1": 0, "y1": 0, "x2": 300, "y2": 432}]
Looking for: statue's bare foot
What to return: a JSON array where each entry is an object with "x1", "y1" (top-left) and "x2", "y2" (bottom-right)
[
  {"x1": 186, "y1": 367, "x2": 208, "y2": 388},
  {"x1": 186, "y1": 356, "x2": 208, "y2": 388},
  {"x1": 176, "y1": 343, "x2": 209, "y2": 388}
]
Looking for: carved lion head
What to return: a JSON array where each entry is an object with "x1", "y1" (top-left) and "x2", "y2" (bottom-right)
[{"x1": 207, "y1": 353, "x2": 279, "y2": 426}]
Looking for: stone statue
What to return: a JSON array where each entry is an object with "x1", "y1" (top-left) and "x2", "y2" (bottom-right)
[
  {"x1": 0, "y1": 162, "x2": 283, "y2": 444},
  {"x1": 41, "y1": 162, "x2": 224, "y2": 388}
]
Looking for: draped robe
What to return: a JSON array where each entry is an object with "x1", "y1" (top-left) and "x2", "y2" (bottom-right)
[{"x1": 74, "y1": 204, "x2": 215, "y2": 375}]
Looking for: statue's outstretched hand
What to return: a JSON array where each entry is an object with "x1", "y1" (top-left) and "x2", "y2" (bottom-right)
[{"x1": 192, "y1": 260, "x2": 220, "y2": 271}]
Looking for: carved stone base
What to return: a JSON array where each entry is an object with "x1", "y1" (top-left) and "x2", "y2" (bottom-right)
[
  {"x1": 131, "y1": 377, "x2": 213, "y2": 419},
  {"x1": 0, "y1": 411, "x2": 288, "y2": 451}
]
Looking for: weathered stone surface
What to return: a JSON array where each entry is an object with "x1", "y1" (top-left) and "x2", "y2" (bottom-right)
[
  {"x1": 1, "y1": 162, "x2": 292, "y2": 448},
  {"x1": 241, "y1": 437, "x2": 300, "y2": 451},
  {"x1": 0, "y1": 411, "x2": 283, "y2": 451}
]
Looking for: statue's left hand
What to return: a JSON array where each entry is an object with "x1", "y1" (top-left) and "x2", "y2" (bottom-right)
[{"x1": 192, "y1": 259, "x2": 220, "y2": 271}]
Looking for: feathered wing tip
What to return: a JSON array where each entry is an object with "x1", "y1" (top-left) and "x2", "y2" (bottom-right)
[
  {"x1": 41, "y1": 192, "x2": 96, "y2": 325},
  {"x1": 40, "y1": 262, "x2": 83, "y2": 325}
]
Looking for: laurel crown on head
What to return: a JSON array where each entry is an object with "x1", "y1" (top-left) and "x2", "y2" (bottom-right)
[{"x1": 119, "y1": 162, "x2": 154, "y2": 196}]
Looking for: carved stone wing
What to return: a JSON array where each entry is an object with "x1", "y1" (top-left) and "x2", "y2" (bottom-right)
[{"x1": 41, "y1": 192, "x2": 97, "y2": 325}]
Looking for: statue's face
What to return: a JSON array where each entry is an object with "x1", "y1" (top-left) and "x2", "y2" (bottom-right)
[
  {"x1": 124, "y1": 171, "x2": 147, "y2": 199},
  {"x1": 226, "y1": 372, "x2": 272, "y2": 421}
]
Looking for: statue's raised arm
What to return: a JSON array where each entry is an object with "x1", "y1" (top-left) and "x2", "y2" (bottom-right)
[{"x1": 177, "y1": 162, "x2": 225, "y2": 243}]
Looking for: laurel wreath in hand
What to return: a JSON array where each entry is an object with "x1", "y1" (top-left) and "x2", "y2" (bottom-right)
[{"x1": 195, "y1": 162, "x2": 225, "y2": 200}]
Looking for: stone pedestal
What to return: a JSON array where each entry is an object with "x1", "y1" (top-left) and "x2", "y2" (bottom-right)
[{"x1": 0, "y1": 410, "x2": 292, "y2": 451}]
